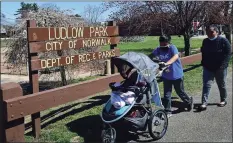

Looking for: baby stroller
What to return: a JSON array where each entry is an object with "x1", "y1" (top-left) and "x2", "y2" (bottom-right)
[{"x1": 100, "y1": 52, "x2": 169, "y2": 143}]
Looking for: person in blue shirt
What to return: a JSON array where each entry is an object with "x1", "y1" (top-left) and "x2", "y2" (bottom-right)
[{"x1": 151, "y1": 35, "x2": 193, "y2": 117}]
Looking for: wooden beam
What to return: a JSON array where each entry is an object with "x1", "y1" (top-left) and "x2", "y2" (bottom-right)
[
  {"x1": 27, "y1": 20, "x2": 41, "y2": 139},
  {"x1": 0, "y1": 82, "x2": 24, "y2": 142},
  {"x1": 4, "y1": 74, "x2": 123, "y2": 122},
  {"x1": 180, "y1": 53, "x2": 202, "y2": 66},
  {"x1": 108, "y1": 21, "x2": 118, "y2": 74}
]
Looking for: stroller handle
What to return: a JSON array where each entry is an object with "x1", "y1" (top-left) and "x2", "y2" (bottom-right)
[
  {"x1": 151, "y1": 57, "x2": 170, "y2": 77},
  {"x1": 156, "y1": 64, "x2": 170, "y2": 77}
]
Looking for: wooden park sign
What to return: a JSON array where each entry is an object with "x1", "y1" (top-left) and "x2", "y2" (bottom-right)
[
  {"x1": 26, "y1": 20, "x2": 119, "y2": 138},
  {"x1": 28, "y1": 24, "x2": 120, "y2": 70}
]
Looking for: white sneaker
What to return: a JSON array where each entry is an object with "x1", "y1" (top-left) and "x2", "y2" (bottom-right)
[{"x1": 167, "y1": 113, "x2": 172, "y2": 118}]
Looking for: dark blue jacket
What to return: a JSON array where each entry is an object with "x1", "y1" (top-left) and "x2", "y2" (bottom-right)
[{"x1": 201, "y1": 36, "x2": 232, "y2": 71}]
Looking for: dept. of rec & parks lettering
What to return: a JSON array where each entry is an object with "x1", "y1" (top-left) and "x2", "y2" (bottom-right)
[{"x1": 40, "y1": 49, "x2": 116, "y2": 69}]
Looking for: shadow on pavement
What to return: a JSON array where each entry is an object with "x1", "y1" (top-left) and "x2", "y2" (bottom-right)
[
  {"x1": 193, "y1": 103, "x2": 219, "y2": 113},
  {"x1": 171, "y1": 100, "x2": 188, "y2": 114}
]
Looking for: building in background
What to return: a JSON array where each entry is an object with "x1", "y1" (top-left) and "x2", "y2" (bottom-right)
[{"x1": 1, "y1": 26, "x2": 7, "y2": 38}]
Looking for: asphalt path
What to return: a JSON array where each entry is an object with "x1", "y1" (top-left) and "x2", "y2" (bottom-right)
[{"x1": 132, "y1": 71, "x2": 232, "y2": 142}]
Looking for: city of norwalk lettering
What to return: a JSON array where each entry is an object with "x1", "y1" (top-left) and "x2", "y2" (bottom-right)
[
  {"x1": 30, "y1": 49, "x2": 120, "y2": 70},
  {"x1": 29, "y1": 37, "x2": 120, "y2": 53},
  {"x1": 28, "y1": 25, "x2": 119, "y2": 70}
]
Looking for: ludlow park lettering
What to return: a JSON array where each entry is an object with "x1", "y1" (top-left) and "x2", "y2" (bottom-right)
[
  {"x1": 48, "y1": 27, "x2": 84, "y2": 40},
  {"x1": 48, "y1": 26, "x2": 109, "y2": 40}
]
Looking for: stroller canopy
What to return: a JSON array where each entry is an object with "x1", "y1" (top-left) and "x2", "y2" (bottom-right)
[{"x1": 113, "y1": 52, "x2": 159, "y2": 83}]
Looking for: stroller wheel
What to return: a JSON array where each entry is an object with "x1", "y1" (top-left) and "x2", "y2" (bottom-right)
[
  {"x1": 148, "y1": 109, "x2": 168, "y2": 140},
  {"x1": 101, "y1": 127, "x2": 116, "y2": 143}
]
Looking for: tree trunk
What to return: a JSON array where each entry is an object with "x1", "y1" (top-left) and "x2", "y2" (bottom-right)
[
  {"x1": 231, "y1": 2, "x2": 233, "y2": 44},
  {"x1": 161, "y1": 21, "x2": 164, "y2": 35},
  {"x1": 225, "y1": 24, "x2": 232, "y2": 44},
  {"x1": 183, "y1": 34, "x2": 191, "y2": 56},
  {"x1": 57, "y1": 51, "x2": 67, "y2": 86},
  {"x1": 225, "y1": 1, "x2": 232, "y2": 44}
]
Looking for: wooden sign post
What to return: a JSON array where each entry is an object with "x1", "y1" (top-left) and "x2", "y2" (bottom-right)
[
  {"x1": 26, "y1": 20, "x2": 120, "y2": 138},
  {"x1": 27, "y1": 20, "x2": 40, "y2": 138}
]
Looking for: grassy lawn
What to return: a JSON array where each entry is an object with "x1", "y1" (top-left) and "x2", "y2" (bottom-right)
[
  {"x1": 103, "y1": 36, "x2": 203, "y2": 55},
  {"x1": 1, "y1": 39, "x2": 10, "y2": 48}
]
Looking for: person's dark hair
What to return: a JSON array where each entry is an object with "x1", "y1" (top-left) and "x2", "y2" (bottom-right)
[
  {"x1": 159, "y1": 34, "x2": 171, "y2": 43},
  {"x1": 206, "y1": 25, "x2": 219, "y2": 33}
]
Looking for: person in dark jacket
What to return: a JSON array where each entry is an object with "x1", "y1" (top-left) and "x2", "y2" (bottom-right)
[{"x1": 199, "y1": 25, "x2": 232, "y2": 110}]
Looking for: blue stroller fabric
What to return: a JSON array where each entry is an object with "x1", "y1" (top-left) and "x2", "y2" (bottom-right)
[
  {"x1": 105, "y1": 99, "x2": 131, "y2": 116},
  {"x1": 151, "y1": 80, "x2": 164, "y2": 108}
]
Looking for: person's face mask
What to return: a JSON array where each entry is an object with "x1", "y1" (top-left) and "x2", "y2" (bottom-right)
[
  {"x1": 160, "y1": 43, "x2": 169, "y2": 50},
  {"x1": 160, "y1": 45, "x2": 169, "y2": 48},
  {"x1": 208, "y1": 36, "x2": 217, "y2": 41}
]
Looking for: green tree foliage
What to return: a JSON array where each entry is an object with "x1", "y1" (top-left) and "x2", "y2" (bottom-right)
[{"x1": 14, "y1": 2, "x2": 39, "y2": 19}]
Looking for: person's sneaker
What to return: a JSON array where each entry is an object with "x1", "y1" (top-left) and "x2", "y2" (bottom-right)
[
  {"x1": 198, "y1": 104, "x2": 207, "y2": 111},
  {"x1": 218, "y1": 101, "x2": 227, "y2": 107},
  {"x1": 166, "y1": 113, "x2": 172, "y2": 118},
  {"x1": 187, "y1": 97, "x2": 193, "y2": 111}
]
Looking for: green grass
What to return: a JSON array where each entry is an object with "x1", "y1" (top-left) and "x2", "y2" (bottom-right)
[
  {"x1": 1, "y1": 39, "x2": 10, "y2": 48},
  {"x1": 103, "y1": 36, "x2": 203, "y2": 55},
  {"x1": 70, "y1": 75, "x2": 101, "y2": 84}
]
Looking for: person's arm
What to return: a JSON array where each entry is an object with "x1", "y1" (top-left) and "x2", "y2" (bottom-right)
[
  {"x1": 165, "y1": 45, "x2": 179, "y2": 65},
  {"x1": 200, "y1": 39, "x2": 205, "y2": 53},
  {"x1": 220, "y1": 38, "x2": 232, "y2": 69},
  {"x1": 166, "y1": 54, "x2": 179, "y2": 65}
]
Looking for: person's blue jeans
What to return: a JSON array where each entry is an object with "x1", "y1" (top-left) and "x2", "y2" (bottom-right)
[{"x1": 202, "y1": 67, "x2": 228, "y2": 105}]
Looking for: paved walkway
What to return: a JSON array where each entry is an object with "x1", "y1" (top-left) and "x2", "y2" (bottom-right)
[
  {"x1": 137, "y1": 71, "x2": 232, "y2": 142},
  {"x1": 1, "y1": 74, "x2": 29, "y2": 83}
]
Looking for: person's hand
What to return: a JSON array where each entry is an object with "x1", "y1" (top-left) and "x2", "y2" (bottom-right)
[
  {"x1": 158, "y1": 70, "x2": 163, "y2": 75},
  {"x1": 159, "y1": 62, "x2": 168, "y2": 66}
]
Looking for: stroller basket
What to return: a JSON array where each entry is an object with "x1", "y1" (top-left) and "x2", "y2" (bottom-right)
[{"x1": 124, "y1": 106, "x2": 148, "y2": 129}]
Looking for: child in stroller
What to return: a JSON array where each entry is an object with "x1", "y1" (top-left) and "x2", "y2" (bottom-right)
[{"x1": 100, "y1": 52, "x2": 169, "y2": 143}]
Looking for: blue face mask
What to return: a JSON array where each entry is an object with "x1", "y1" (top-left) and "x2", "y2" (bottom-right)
[
  {"x1": 160, "y1": 44, "x2": 170, "y2": 48},
  {"x1": 208, "y1": 36, "x2": 217, "y2": 41}
]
